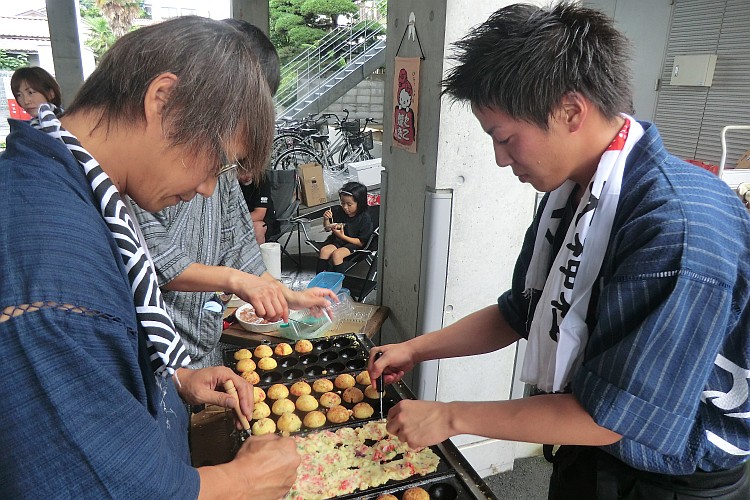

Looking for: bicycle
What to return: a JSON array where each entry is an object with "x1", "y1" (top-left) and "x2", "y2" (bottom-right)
[{"x1": 273, "y1": 110, "x2": 377, "y2": 173}]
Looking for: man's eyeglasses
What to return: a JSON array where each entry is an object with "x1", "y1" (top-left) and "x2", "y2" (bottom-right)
[
  {"x1": 216, "y1": 151, "x2": 241, "y2": 177},
  {"x1": 216, "y1": 162, "x2": 238, "y2": 177}
]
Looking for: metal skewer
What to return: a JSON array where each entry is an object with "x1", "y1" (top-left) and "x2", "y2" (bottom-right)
[{"x1": 375, "y1": 351, "x2": 384, "y2": 420}]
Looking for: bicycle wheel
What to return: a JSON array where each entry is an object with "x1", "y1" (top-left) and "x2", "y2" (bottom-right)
[
  {"x1": 270, "y1": 132, "x2": 304, "y2": 166},
  {"x1": 340, "y1": 145, "x2": 373, "y2": 164},
  {"x1": 274, "y1": 147, "x2": 325, "y2": 171}
]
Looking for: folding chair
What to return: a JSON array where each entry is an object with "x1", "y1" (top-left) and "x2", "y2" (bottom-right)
[
  {"x1": 339, "y1": 204, "x2": 380, "y2": 302},
  {"x1": 265, "y1": 169, "x2": 304, "y2": 268}
]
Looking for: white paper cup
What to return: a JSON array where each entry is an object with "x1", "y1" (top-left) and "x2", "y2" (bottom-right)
[{"x1": 260, "y1": 242, "x2": 282, "y2": 280}]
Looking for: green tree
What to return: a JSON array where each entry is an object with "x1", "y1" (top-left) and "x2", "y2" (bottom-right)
[
  {"x1": 270, "y1": 0, "x2": 359, "y2": 63},
  {"x1": 80, "y1": 0, "x2": 145, "y2": 62},
  {"x1": 95, "y1": 0, "x2": 142, "y2": 38},
  {"x1": 83, "y1": 16, "x2": 116, "y2": 61},
  {"x1": 0, "y1": 50, "x2": 28, "y2": 71}
]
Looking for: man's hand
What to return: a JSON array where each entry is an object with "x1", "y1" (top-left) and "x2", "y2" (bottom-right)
[
  {"x1": 198, "y1": 434, "x2": 300, "y2": 499},
  {"x1": 175, "y1": 367, "x2": 253, "y2": 426},
  {"x1": 284, "y1": 287, "x2": 338, "y2": 315},
  {"x1": 232, "y1": 276, "x2": 289, "y2": 323}
]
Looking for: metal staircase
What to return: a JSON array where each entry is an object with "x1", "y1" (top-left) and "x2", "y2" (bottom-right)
[{"x1": 276, "y1": 1, "x2": 387, "y2": 121}]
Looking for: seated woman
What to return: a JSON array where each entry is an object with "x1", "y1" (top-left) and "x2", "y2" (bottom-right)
[
  {"x1": 10, "y1": 66, "x2": 62, "y2": 118},
  {"x1": 316, "y1": 181, "x2": 374, "y2": 274}
]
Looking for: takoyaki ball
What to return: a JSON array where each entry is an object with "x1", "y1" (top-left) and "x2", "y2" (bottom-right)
[
  {"x1": 376, "y1": 495, "x2": 398, "y2": 500},
  {"x1": 364, "y1": 385, "x2": 380, "y2": 400},
  {"x1": 295, "y1": 394, "x2": 319, "y2": 412},
  {"x1": 257, "y1": 357, "x2": 277, "y2": 371},
  {"x1": 253, "y1": 344, "x2": 273, "y2": 359},
  {"x1": 334, "y1": 373, "x2": 356, "y2": 390},
  {"x1": 241, "y1": 370, "x2": 260, "y2": 385},
  {"x1": 277, "y1": 412, "x2": 302, "y2": 435},
  {"x1": 326, "y1": 405, "x2": 352, "y2": 424},
  {"x1": 251, "y1": 417, "x2": 276, "y2": 436},
  {"x1": 236, "y1": 358, "x2": 256, "y2": 373},
  {"x1": 355, "y1": 371, "x2": 371, "y2": 386},
  {"x1": 319, "y1": 392, "x2": 342, "y2": 408},
  {"x1": 272, "y1": 398, "x2": 296, "y2": 416},
  {"x1": 290, "y1": 381, "x2": 312, "y2": 397},
  {"x1": 303, "y1": 410, "x2": 326, "y2": 429},
  {"x1": 233, "y1": 348, "x2": 252, "y2": 361},
  {"x1": 402, "y1": 487, "x2": 430, "y2": 500},
  {"x1": 274, "y1": 342, "x2": 293, "y2": 356},
  {"x1": 294, "y1": 339, "x2": 313, "y2": 353},
  {"x1": 342, "y1": 387, "x2": 364, "y2": 404},
  {"x1": 352, "y1": 402, "x2": 374, "y2": 419},
  {"x1": 267, "y1": 383, "x2": 290, "y2": 400},
  {"x1": 312, "y1": 378, "x2": 334, "y2": 393},
  {"x1": 251, "y1": 401, "x2": 271, "y2": 420},
  {"x1": 253, "y1": 386, "x2": 266, "y2": 403}
]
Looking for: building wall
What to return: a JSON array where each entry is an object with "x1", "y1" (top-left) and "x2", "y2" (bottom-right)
[
  {"x1": 586, "y1": 0, "x2": 750, "y2": 167},
  {"x1": 324, "y1": 73, "x2": 385, "y2": 122}
]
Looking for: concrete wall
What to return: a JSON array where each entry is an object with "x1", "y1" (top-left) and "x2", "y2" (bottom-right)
[
  {"x1": 583, "y1": 0, "x2": 672, "y2": 121},
  {"x1": 324, "y1": 73, "x2": 385, "y2": 122}
]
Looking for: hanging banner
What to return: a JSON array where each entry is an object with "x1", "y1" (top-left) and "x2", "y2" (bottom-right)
[{"x1": 392, "y1": 56, "x2": 420, "y2": 153}]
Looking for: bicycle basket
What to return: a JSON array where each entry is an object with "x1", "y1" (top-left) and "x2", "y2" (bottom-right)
[
  {"x1": 362, "y1": 130, "x2": 374, "y2": 151},
  {"x1": 341, "y1": 119, "x2": 360, "y2": 134}
]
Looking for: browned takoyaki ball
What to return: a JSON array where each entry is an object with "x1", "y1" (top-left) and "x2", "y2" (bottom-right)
[
  {"x1": 352, "y1": 402, "x2": 374, "y2": 419},
  {"x1": 312, "y1": 378, "x2": 334, "y2": 393},
  {"x1": 271, "y1": 398, "x2": 295, "y2": 416},
  {"x1": 253, "y1": 344, "x2": 273, "y2": 359},
  {"x1": 294, "y1": 339, "x2": 313, "y2": 353},
  {"x1": 342, "y1": 387, "x2": 364, "y2": 404},
  {"x1": 274, "y1": 342, "x2": 293, "y2": 356},
  {"x1": 241, "y1": 370, "x2": 260, "y2": 385},
  {"x1": 334, "y1": 373, "x2": 356, "y2": 390},
  {"x1": 319, "y1": 392, "x2": 342, "y2": 409},
  {"x1": 253, "y1": 386, "x2": 266, "y2": 403},
  {"x1": 267, "y1": 383, "x2": 290, "y2": 400},
  {"x1": 236, "y1": 358, "x2": 256, "y2": 373},
  {"x1": 402, "y1": 487, "x2": 430, "y2": 500},
  {"x1": 251, "y1": 418, "x2": 275, "y2": 436},
  {"x1": 277, "y1": 412, "x2": 302, "y2": 434},
  {"x1": 303, "y1": 410, "x2": 326, "y2": 429},
  {"x1": 290, "y1": 381, "x2": 312, "y2": 397},
  {"x1": 295, "y1": 394, "x2": 319, "y2": 412},
  {"x1": 233, "y1": 348, "x2": 252, "y2": 360},
  {"x1": 364, "y1": 385, "x2": 380, "y2": 400},
  {"x1": 257, "y1": 357, "x2": 277, "y2": 371},
  {"x1": 326, "y1": 405, "x2": 351, "y2": 424},
  {"x1": 251, "y1": 401, "x2": 271, "y2": 420},
  {"x1": 355, "y1": 371, "x2": 371, "y2": 386}
]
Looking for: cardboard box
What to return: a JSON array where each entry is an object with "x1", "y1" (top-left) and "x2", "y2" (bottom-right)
[
  {"x1": 347, "y1": 158, "x2": 384, "y2": 188},
  {"x1": 297, "y1": 162, "x2": 327, "y2": 206},
  {"x1": 737, "y1": 149, "x2": 750, "y2": 169}
]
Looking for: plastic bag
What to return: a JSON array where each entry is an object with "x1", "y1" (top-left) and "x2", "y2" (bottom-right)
[{"x1": 323, "y1": 166, "x2": 355, "y2": 201}]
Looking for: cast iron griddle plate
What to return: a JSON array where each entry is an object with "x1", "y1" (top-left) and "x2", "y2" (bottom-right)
[{"x1": 224, "y1": 333, "x2": 369, "y2": 385}]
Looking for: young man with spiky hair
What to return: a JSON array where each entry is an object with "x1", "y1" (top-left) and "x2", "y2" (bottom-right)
[{"x1": 369, "y1": 3, "x2": 750, "y2": 498}]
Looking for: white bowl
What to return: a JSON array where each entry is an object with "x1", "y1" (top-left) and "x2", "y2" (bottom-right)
[{"x1": 235, "y1": 303, "x2": 282, "y2": 333}]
